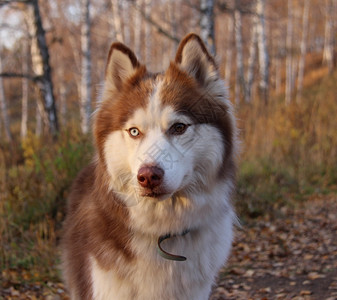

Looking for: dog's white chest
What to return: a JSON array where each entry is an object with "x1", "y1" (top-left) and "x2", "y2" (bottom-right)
[
  {"x1": 91, "y1": 254, "x2": 210, "y2": 300},
  {"x1": 90, "y1": 213, "x2": 233, "y2": 300}
]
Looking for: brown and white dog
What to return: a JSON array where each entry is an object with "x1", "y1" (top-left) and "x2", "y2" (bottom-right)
[{"x1": 62, "y1": 33, "x2": 237, "y2": 300}]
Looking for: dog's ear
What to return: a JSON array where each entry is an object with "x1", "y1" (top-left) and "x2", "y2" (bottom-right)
[
  {"x1": 175, "y1": 33, "x2": 218, "y2": 85},
  {"x1": 105, "y1": 43, "x2": 140, "y2": 91}
]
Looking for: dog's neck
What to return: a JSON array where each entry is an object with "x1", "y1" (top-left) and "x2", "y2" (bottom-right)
[{"x1": 157, "y1": 229, "x2": 191, "y2": 261}]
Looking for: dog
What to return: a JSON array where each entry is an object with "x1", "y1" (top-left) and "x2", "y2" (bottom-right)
[{"x1": 62, "y1": 33, "x2": 237, "y2": 300}]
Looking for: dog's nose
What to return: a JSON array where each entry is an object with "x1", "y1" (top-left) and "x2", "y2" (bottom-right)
[{"x1": 137, "y1": 166, "x2": 164, "y2": 189}]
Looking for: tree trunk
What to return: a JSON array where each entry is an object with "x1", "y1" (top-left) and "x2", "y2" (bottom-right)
[
  {"x1": 31, "y1": 0, "x2": 58, "y2": 134},
  {"x1": 80, "y1": 0, "x2": 92, "y2": 134},
  {"x1": 171, "y1": 0, "x2": 180, "y2": 54},
  {"x1": 58, "y1": 68, "x2": 67, "y2": 128},
  {"x1": 234, "y1": 1, "x2": 246, "y2": 105},
  {"x1": 0, "y1": 52, "x2": 12, "y2": 142},
  {"x1": 161, "y1": 0, "x2": 171, "y2": 68},
  {"x1": 245, "y1": 17, "x2": 258, "y2": 103},
  {"x1": 25, "y1": 5, "x2": 48, "y2": 134},
  {"x1": 275, "y1": 54, "x2": 281, "y2": 94},
  {"x1": 256, "y1": 0, "x2": 269, "y2": 104},
  {"x1": 323, "y1": 0, "x2": 335, "y2": 73},
  {"x1": 35, "y1": 98, "x2": 43, "y2": 136},
  {"x1": 21, "y1": 39, "x2": 29, "y2": 139},
  {"x1": 296, "y1": 0, "x2": 310, "y2": 102},
  {"x1": 111, "y1": 0, "x2": 124, "y2": 42},
  {"x1": 122, "y1": 1, "x2": 131, "y2": 46},
  {"x1": 225, "y1": 16, "x2": 234, "y2": 84},
  {"x1": 133, "y1": 0, "x2": 142, "y2": 59},
  {"x1": 144, "y1": 0, "x2": 152, "y2": 64},
  {"x1": 285, "y1": 0, "x2": 293, "y2": 104},
  {"x1": 200, "y1": 0, "x2": 216, "y2": 55}
]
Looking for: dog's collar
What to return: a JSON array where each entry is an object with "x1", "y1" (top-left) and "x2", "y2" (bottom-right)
[{"x1": 157, "y1": 229, "x2": 190, "y2": 262}]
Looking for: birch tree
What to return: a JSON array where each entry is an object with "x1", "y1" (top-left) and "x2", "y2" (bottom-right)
[
  {"x1": 275, "y1": 47, "x2": 282, "y2": 94},
  {"x1": 58, "y1": 68, "x2": 67, "y2": 127},
  {"x1": 225, "y1": 16, "x2": 234, "y2": 84},
  {"x1": 285, "y1": 0, "x2": 294, "y2": 104},
  {"x1": 296, "y1": 0, "x2": 310, "y2": 102},
  {"x1": 111, "y1": 0, "x2": 124, "y2": 42},
  {"x1": 80, "y1": 0, "x2": 92, "y2": 134},
  {"x1": 25, "y1": 4, "x2": 47, "y2": 135},
  {"x1": 323, "y1": 0, "x2": 336, "y2": 73},
  {"x1": 234, "y1": 0, "x2": 246, "y2": 104},
  {"x1": 35, "y1": 98, "x2": 44, "y2": 136},
  {"x1": 0, "y1": 51, "x2": 12, "y2": 142},
  {"x1": 170, "y1": 0, "x2": 180, "y2": 53},
  {"x1": 245, "y1": 18, "x2": 258, "y2": 103},
  {"x1": 30, "y1": 0, "x2": 58, "y2": 134},
  {"x1": 122, "y1": 1, "x2": 131, "y2": 46},
  {"x1": 144, "y1": 0, "x2": 152, "y2": 64},
  {"x1": 21, "y1": 38, "x2": 29, "y2": 139},
  {"x1": 256, "y1": 0, "x2": 269, "y2": 104},
  {"x1": 133, "y1": 0, "x2": 142, "y2": 59},
  {"x1": 200, "y1": 0, "x2": 216, "y2": 55}
]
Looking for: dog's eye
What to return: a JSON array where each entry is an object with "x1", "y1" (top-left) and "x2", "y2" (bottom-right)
[
  {"x1": 169, "y1": 123, "x2": 189, "y2": 135},
  {"x1": 128, "y1": 127, "x2": 141, "y2": 138}
]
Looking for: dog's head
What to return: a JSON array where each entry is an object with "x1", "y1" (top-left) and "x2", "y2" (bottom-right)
[{"x1": 94, "y1": 34, "x2": 236, "y2": 207}]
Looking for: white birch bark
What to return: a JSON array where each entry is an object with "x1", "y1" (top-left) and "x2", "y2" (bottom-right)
[
  {"x1": 35, "y1": 98, "x2": 43, "y2": 136},
  {"x1": 25, "y1": 6, "x2": 46, "y2": 135},
  {"x1": 80, "y1": 0, "x2": 92, "y2": 134},
  {"x1": 111, "y1": 0, "x2": 124, "y2": 42},
  {"x1": 323, "y1": 0, "x2": 335, "y2": 73},
  {"x1": 133, "y1": 0, "x2": 142, "y2": 59},
  {"x1": 161, "y1": 0, "x2": 171, "y2": 68},
  {"x1": 28, "y1": 22, "x2": 45, "y2": 136},
  {"x1": 0, "y1": 52, "x2": 12, "y2": 142},
  {"x1": 234, "y1": 1, "x2": 246, "y2": 104},
  {"x1": 200, "y1": 0, "x2": 216, "y2": 55},
  {"x1": 23, "y1": 1, "x2": 58, "y2": 134},
  {"x1": 122, "y1": 1, "x2": 131, "y2": 46},
  {"x1": 31, "y1": 0, "x2": 58, "y2": 134},
  {"x1": 144, "y1": 0, "x2": 152, "y2": 64},
  {"x1": 21, "y1": 39, "x2": 29, "y2": 139},
  {"x1": 256, "y1": 0, "x2": 269, "y2": 104},
  {"x1": 245, "y1": 17, "x2": 258, "y2": 103},
  {"x1": 171, "y1": 0, "x2": 180, "y2": 54},
  {"x1": 58, "y1": 68, "x2": 67, "y2": 127},
  {"x1": 296, "y1": 0, "x2": 310, "y2": 102},
  {"x1": 285, "y1": 0, "x2": 293, "y2": 104}
]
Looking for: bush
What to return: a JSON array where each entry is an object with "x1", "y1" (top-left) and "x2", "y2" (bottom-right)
[
  {"x1": 236, "y1": 71, "x2": 337, "y2": 217},
  {"x1": 0, "y1": 129, "x2": 93, "y2": 280}
]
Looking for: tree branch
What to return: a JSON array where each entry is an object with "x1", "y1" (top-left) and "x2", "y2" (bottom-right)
[
  {"x1": 216, "y1": 1, "x2": 254, "y2": 15},
  {"x1": 128, "y1": 0, "x2": 180, "y2": 44},
  {"x1": 0, "y1": 72, "x2": 41, "y2": 82}
]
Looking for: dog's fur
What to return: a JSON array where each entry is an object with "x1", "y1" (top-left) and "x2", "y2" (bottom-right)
[{"x1": 62, "y1": 33, "x2": 237, "y2": 300}]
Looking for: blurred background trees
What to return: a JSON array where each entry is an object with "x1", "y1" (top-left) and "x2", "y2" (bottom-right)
[
  {"x1": 0, "y1": 0, "x2": 336, "y2": 282},
  {"x1": 0, "y1": 0, "x2": 336, "y2": 137}
]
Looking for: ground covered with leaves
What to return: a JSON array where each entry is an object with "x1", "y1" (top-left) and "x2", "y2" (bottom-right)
[
  {"x1": 1, "y1": 195, "x2": 336, "y2": 300},
  {"x1": 212, "y1": 194, "x2": 337, "y2": 300}
]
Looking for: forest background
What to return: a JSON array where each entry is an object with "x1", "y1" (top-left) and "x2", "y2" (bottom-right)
[{"x1": 0, "y1": 0, "x2": 336, "y2": 294}]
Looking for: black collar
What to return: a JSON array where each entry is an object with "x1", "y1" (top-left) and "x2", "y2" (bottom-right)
[{"x1": 157, "y1": 229, "x2": 190, "y2": 261}]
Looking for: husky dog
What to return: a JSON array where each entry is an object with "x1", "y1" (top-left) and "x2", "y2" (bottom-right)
[{"x1": 62, "y1": 33, "x2": 237, "y2": 300}]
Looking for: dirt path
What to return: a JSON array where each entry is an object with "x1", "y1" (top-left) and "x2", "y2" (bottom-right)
[
  {"x1": 1, "y1": 195, "x2": 337, "y2": 300},
  {"x1": 211, "y1": 195, "x2": 337, "y2": 300}
]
